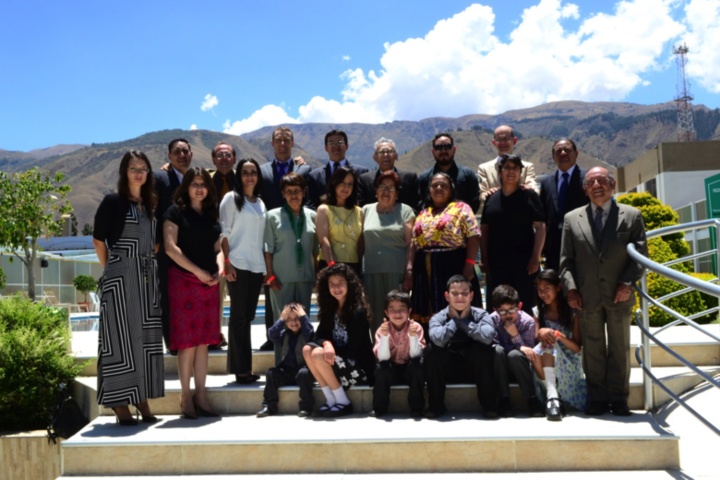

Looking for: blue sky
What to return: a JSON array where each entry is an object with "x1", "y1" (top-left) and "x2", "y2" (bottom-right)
[{"x1": 1, "y1": 0, "x2": 718, "y2": 152}]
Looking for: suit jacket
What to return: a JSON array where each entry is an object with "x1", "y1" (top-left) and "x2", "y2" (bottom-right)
[
  {"x1": 539, "y1": 167, "x2": 588, "y2": 271},
  {"x1": 154, "y1": 169, "x2": 182, "y2": 220},
  {"x1": 477, "y1": 157, "x2": 537, "y2": 204},
  {"x1": 259, "y1": 161, "x2": 312, "y2": 211},
  {"x1": 560, "y1": 201, "x2": 647, "y2": 310},
  {"x1": 357, "y1": 168, "x2": 420, "y2": 212},
  {"x1": 417, "y1": 161, "x2": 481, "y2": 213},
  {"x1": 305, "y1": 161, "x2": 369, "y2": 210}
]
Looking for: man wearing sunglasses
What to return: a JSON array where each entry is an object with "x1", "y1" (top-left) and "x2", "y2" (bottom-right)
[
  {"x1": 417, "y1": 132, "x2": 481, "y2": 212},
  {"x1": 477, "y1": 125, "x2": 537, "y2": 210}
]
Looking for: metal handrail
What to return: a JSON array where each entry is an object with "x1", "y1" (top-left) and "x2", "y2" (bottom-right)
[{"x1": 626, "y1": 218, "x2": 720, "y2": 435}]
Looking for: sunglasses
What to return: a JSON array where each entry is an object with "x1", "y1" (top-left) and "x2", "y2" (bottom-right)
[{"x1": 433, "y1": 144, "x2": 453, "y2": 151}]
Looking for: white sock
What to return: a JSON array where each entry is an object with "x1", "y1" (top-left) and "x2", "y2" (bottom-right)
[
  {"x1": 543, "y1": 367, "x2": 559, "y2": 400},
  {"x1": 332, "y1": 386, "x2": 350, "y2": 405},
  {"x1": 321, "y1": 386, "x2": 336, "y2": 406}
]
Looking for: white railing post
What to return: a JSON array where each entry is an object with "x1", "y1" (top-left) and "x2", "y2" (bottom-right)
[{"x1": 641, "y1": 272, "x2": 653, "y2": 411}]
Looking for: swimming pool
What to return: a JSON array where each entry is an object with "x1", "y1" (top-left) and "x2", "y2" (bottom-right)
[{"x1": 70, "y1": 305, "x2": 320, "y2": 332}]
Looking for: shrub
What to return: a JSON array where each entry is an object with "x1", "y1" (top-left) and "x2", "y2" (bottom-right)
[
  {"x1": 0, "y1": 296, "x2": 83, "y2": 431},
  {"x1": 688, "y1": 272, "x2": 719, "y2": 324}
]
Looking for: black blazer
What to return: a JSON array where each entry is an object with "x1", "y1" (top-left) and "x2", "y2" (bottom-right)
[
  {"x1": 259, "y1": 161, "x2": 312, "y2": 211},
  {"x1": 305, "y1": 162, "x2": 369, "y2": 210},
  {"x1": 357, "y1": 168, "x2": 421, "y2": 213},
  {"x1": 154, "y1": 169, "x2": 182, "y2": 220},
  {"x1": 539, "y1": 166, "x2": 587, "y2": 272}
]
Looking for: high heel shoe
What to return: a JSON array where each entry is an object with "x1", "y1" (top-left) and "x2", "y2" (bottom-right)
[
  {"x1": 193, "y1": 397, "x2": 220, "y2": 418},
  {"x1": 112, "y1": 407, "x2": 138, "y2": 426},
  {"x1": 180, "y1": 398, "x2": 197, "y2": 420},
  {"x1": 133, "y1": 405, "x2": 159, "y2": 424}
]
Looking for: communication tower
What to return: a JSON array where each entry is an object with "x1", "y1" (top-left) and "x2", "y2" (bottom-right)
[{"x1": 673, "y1": 43, "x2": 696, "y2": 142}]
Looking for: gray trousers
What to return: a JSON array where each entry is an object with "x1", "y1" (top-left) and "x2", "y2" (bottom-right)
[{"x1": 494, "y1": 345, "x2": 536, "y2": 400}]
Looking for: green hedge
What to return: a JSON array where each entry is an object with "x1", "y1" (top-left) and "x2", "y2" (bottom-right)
[{"x1": 0, "y1": 296, "x2": 83, "y2": 431}]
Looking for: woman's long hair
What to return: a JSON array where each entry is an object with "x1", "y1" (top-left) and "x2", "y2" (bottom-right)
[
  {"x1": 535, "y1": 269, "x2": 573, "y2": 329},
  {"x1": 325, "y1": 165, "x2": 357, "y2": 209},
  {"x1": 173, "y1": 167, "x2": 218, "y2": 220},
  {"x1": 316, "y1": 263, "x2": 371, "y2": 330},
  {"x1": 232, "y1": 158, "x2": 262, "y2": 212},
  {"x1": 117, "y1": 150, "x2": 157, "y2": 214}
]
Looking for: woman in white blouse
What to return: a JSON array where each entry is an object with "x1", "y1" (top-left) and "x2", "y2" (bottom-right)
[{"x1": 220, "y1": 158, "x2": 266, "y2": 384}]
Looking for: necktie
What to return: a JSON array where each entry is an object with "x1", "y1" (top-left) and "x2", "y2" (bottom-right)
[
  {"x1": 331, "y1": 162, "x2": 340, "y2": 175},
  {"x1": 220, "y1": 175, "x2": 229, "y2": 198},
  {"x1": 557, "y1": 171, "x2": 569, "y2": 214},
  {"x1": 277, "y1": 161, "x2": 287, "y2": 179},
  {"x1": 594, "y1": 206, "x2": 604, "y2": 234}
]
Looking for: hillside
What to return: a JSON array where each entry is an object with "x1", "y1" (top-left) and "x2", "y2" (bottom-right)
[{"x1": 2, "y1": 100, "x2": 719, "y2": 228}]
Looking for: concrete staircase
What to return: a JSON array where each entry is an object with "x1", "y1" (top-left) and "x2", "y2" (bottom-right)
[{"x1": 59, "y1": 324, "x2": 720, "y2": 476}]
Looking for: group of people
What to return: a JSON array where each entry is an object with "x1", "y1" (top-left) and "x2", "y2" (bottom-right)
[{"x1": 92, "y1": 123, "x2": 647, "y2": 424}]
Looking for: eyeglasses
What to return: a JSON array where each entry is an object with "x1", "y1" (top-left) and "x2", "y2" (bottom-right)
[
  {"x1": 433, "y1": 144, "x2": 453, "y2": 151},
  {"x1": 128, "y1": 167, "x2": 149, "y2": 175},
  {"x1": 501, "y1": 165, "x2": 521, "y2": 172},
  {"x1": 171, "y1": 148, "x2": 190, "y2": 156},
  {"x1": 448, "y1": 291, "x2": 471, "y2": 298},
  {"x1": 377, "y1": 185, "x2": 396, "y2": 192},
  {"x1": 497, "y1": 307, "x2": 518, "y2": 316},
  {"x1": 327, "y1": 141, "x2": 346, "y2": 147},
  {"x1": 584, "y1": 177, "x2": 611, "y2": 187},
  {"x1": 214, "y1": 152, "x2": 233, "y2": 159},
  {"x1": 376, "y1": 149, "x2": 396, "y2": 156},
  {"x1": 189, "y1": 183, "x2": 207, "y2": 189}
]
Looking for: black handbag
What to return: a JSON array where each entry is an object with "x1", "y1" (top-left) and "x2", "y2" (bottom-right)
[{"x1": 47, "y1": 383, "x2": 88, "y2": 444}]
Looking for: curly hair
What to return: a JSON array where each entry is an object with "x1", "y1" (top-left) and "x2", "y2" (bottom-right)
[
  {"x1": 535, "y1": 269, "x2": 573, "y2": 329},
  {"x1": 316, "y1": 263, "x2": 371, "y2": 329}
]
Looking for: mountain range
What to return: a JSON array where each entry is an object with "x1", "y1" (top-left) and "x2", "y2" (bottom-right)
[{"x1": 1, "y1": 100, "x2": 718, "y2": 229}]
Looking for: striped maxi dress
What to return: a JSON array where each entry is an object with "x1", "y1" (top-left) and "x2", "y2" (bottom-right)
[{"x1": 97, "y1": 202, "x2": 165, "y2": 407}]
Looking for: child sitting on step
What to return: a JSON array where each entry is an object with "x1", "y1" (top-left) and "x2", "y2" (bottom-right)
[
  {"x1": 533, "y1": 269, "x2": 586, "y2": 420},
  {"x1": 256, "y1": 302, "x2": 315, "y2": 417},
  {"x1": 371, "y1": 290, "x2": 426, "y2": 418},
  {"x1": 303, "y1": 263, "x2": 375, "y2": 418}
]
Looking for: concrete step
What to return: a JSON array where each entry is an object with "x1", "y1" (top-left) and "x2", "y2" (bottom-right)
[
  {"x1": 60, "y1": 412, "x2": 679, "y2": 476},
  {"x1": 71, "y1": 365, "x2": 720, "y2": 422}
]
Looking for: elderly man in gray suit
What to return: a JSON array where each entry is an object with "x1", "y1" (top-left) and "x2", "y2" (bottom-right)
[{"x1": 560, "y1": 166, "x2": 647, "y2": 416}]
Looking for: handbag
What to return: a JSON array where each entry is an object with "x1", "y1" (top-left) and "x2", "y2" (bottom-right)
[{"x1": 47, "y1": 383, "x2": 88, "y2": 444}]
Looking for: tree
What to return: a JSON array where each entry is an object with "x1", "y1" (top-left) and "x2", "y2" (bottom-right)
[
  {"x1": 72, "y1": 274, "x2": 98, "y2": 304},
  {"x1": 0, "y1": 168, "x2": 72, "y2": 301},
  {"x1": 82, "y1": 223, "x2": 94, "y2": 236}
]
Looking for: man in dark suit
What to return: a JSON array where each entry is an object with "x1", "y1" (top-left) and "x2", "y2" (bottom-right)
[
  {"x1": 154, "y1": 138, "x2": 193, "y2": 352},
  {"x1": 357, "y1": 137, "x2": 420, "y2": 212},
  {"x1": 257, "y1": 126, "x2": 312, "y2": 351},
  {"x1": 305, "y1": 129, "x2": 368, "y2": 210},
  {"x1": 417, "y1": 132, "x2": 480, "y2": 212},
  {"x1": 209, "y1": 141, "x2": 238, "y2": 200},
  {"x1": 539, "y1": 138, "x2": 588, "y2": 272},
  {"x1": 260, "y1": 127, "x2": 311, "y2": 211},
  {"x1": 560, "y1": 166, "x2": 647, "y2": 416}
]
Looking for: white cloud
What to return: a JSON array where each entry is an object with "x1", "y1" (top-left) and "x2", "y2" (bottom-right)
[
  {"x1": 223, "y1": 104, "x2": 298, "y2": 136},
  {"x1": 224, "y1": 0, "x2": 699, "y2": 131},
  {"x1": 201, "y1": 94, "x2": 219, "y2": 112},
  {"x1": 683, "y1": 0, "x2": 720, "y2": 93},
  {"x1": 189, "y1": 124, "x2": 198, "y2": 130},
  {"x1": 342, "y1": 55, "x2": 351, "y2": 61}
]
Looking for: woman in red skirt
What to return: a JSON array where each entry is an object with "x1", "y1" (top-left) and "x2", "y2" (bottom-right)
[{"x1": 164, "y1": 167, "x2": 223, "y2": 419}]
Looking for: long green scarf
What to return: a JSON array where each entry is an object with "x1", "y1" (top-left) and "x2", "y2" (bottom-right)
[{"x1": 283, "y1": 203, "x2": 306, "y2": 268}]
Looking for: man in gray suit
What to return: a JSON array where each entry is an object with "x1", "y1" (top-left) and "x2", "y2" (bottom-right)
[{"x1": 560, "y1": 166, "x2": 647, "y2": 416}]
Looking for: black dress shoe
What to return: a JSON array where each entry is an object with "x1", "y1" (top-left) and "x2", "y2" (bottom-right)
[
  {"x1": 297, "y1": 410, "x2": 311, "y2": 418},
  {"x1": 326, "y1": 402, "x2": 353, "y2": 418},
  {"x1": 410, "y1": 409, "x2": 424, "y2": 419},
  {"x1": 369, "y1": 408, "x2": 386, "y2": 418},
  {"x1": 527, "y1": 397, "x2": 545, "y2": 417},
  {"x1": 259, "y1": 341, "x2": 274, "y2": 351},
  {"x1": 424, "y1": 408, "x2": 446, "y2": 419},
  {"x1": 235, "y1": 374, "x2": 260, "y2": 384},
  {"x1": 256, "y1": 405, "x2": 275, "y2": 418},
  {"x1": 483, "y1": 410, "x2": 499, "y2": 419},
  {"x1": 546, "y1": 398, "x2": 563, "y2": 421},
  {"x1": 497, "y1": 397, "x2": 515, "y2": 418},
  {"x1": 610, "y1": 401, "x2": 632, "y2": 416},
  {"x1": 585, "y1": 400, "x2": 609, "y2": 416}
]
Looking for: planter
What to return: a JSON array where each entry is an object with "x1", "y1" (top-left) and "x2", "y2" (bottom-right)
[{"x1": 0, "y1": 430, "x2": 61, "y2": 480}]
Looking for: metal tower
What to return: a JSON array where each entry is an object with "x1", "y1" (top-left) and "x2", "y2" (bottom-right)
[{"x1": 673, "y1": 43, "x2": 696, "y2": 142}]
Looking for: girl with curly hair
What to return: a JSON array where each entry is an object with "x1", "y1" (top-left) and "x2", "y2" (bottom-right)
[{"x1": 302, "y1": 263, "x2": 375, "y2": 417}]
